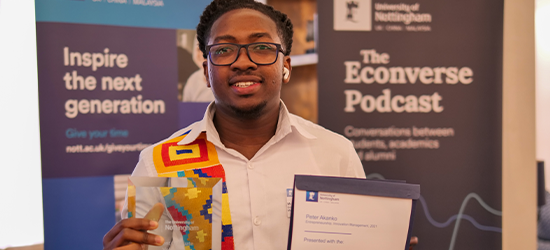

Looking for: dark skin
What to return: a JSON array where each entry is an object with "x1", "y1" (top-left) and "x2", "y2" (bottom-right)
[
  {"x1": 213, "y1": 107, "x2": 279, "y2": 159},
  {"x1": 102, "y1": 219, "x2": 163, "y2": 249},
  {"x1": 410, "y1": 236, "x2": 418, "y2": 249},
  {"x1": 103, "y1": 8, "x2": 418, "y2": 250},
  {"x1": 203, "y1": 9, "x2": 291, "y2": 160}
]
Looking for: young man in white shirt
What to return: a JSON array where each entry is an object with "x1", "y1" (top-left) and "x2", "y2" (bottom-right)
[{"x1": 102, "y1": 0, "x2": 368, "y2": 249}]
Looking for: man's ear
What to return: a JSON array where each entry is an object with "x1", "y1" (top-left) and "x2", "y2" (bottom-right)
[
  {"x1": 283, "y1": 56, "x2": 292, "y2": 84},
  {"x1": 203, "y1": 60, "x2": 211, "y2": 87}
]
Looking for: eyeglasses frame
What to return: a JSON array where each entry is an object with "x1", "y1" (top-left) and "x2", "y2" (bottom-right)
[{"x1": 205, "y1": 42, "x2": 285, "y2": 66}]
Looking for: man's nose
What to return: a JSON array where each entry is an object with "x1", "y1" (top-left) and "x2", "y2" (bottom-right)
[{"x1": 230, "y1": 47, "x2": 257, "y2": 70}]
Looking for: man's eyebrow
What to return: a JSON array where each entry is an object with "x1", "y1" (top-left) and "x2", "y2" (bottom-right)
[
  {"x1": 213, "y1": 35, "x2": 237, "y2": 43},
  {"x1": 212, "y1": 32, "x2": 274, "y2": 43},
  {"x1": 249, "y1": 32, "x2": 272, "y2": 40}
]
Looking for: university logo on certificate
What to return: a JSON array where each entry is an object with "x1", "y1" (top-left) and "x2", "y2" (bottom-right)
[{"x1": 287, "y1": 175, "x2": 420, "y2": 250}]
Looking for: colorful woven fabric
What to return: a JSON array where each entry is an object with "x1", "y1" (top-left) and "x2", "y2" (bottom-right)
[
  {"x1": 127, "y1": 180, "x2": 136, "y2": 219},
  {"x1": 153, "y1": 131, "x2": 220, "y2": 175},
  {"x1": 154, "y1": 131, "x2": 235, "y2": 250},
  {"x1": 159, "y1": 178, "x2": 219, "y2": 250}
]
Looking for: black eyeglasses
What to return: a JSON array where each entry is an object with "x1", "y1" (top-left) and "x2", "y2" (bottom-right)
[{"x1": 206, "y1": 42, "x2": 285, "y2": 66}]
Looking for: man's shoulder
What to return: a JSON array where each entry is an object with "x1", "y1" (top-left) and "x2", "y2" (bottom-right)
[{"x1": 288, "y1": 113, "x2": 364, "y2": 178}]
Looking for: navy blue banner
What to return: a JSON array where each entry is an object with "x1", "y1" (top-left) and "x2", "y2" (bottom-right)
[
  {"x1": 42, "y1": 176, "x2": 115, "y2": 250},
  {"x1": 37, "y1": 22, "x2": 180, "y2": 178},
  {"x1": 318, "y1": 0, "x2": 503, "y2": 249}
]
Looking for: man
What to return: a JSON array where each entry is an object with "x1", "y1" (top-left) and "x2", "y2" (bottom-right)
[{"x1": 103, "y1": 0, "x2": 368, "y2": 249}]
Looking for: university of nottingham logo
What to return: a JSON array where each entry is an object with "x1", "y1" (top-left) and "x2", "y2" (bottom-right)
[
  {"x1": 346, "y1": 1, "x2": 359, "y2": 22},
  {"x1": 334, "y1": 0, "x2": 372, "y2": 31},
  {"x1": 306, "y1": 191, "x2": 318, "y2": 202}
]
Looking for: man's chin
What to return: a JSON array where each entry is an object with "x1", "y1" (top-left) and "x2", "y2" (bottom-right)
[{"x1": 229, "y1": 101, "x2": 267, "y2": 119}]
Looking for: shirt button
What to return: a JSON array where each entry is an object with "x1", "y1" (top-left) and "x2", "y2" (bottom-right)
[
  {"x1": 247, "y1": 162, "x2": 254, "y2": 169},
  {"x1": 253, "y1": 216, "x2": 262, "y2": 226}
]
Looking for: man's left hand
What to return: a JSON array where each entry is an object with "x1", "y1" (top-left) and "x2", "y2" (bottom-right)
[{"x1": 409, "y1": 236, "x2": 418, "y2": 250}]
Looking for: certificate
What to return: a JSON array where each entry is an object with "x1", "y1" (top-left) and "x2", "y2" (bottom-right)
[{"x1": 288, "y1": 175, "x2": 420, "y2": 250}]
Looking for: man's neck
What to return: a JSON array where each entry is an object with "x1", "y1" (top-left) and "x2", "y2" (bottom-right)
[{"x1": 213, "y1": 103, "x2": 280, "y2": 160}]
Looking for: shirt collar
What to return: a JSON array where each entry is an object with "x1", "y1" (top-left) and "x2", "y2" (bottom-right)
[
  {"x1": 275, "y1": 101, "x2": 316, "y2": 140},
  {"x1": 177, "y1": 100, "x2": 316, "y2": 146}
]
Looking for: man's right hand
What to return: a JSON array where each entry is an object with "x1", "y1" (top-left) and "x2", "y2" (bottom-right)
[{"x1": 103, "y1": 218, "x2": 164, "y2": 250}]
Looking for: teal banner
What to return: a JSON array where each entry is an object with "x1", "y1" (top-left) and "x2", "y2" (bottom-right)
[{"x1": 35, "y1": 0, "x2": 208, "y2": 29}]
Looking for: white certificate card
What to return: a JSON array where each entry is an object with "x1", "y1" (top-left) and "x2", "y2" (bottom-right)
[{"x1": 288, "y1": 175, "x2": 419, "y2": 250}]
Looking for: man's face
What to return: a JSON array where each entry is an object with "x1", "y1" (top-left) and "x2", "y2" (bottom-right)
[{"x1": 203, "y1": 8, "x2": 291, "y2": 117}]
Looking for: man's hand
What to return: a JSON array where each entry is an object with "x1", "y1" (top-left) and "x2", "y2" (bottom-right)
[
  {"x1": 102, "y1": 218, "x2": 164, "y2": 250},
  {"x1": 409, "y1": 236, "x2": 418, "y2": 250}
]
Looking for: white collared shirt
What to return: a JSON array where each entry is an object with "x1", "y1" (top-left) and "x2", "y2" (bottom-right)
[{"x1": 129, "y1": 101, "x2": 366, "y2": 250}]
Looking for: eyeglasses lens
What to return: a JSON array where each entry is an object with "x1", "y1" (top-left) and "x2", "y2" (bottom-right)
[{"x1": 209, "y1": 43, "x2": 278, "y2": 65}]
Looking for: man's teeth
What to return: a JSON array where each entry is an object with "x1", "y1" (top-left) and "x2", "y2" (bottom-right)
[{"x1": 234, "y1": 82, "x2": 255, "y2": 88}]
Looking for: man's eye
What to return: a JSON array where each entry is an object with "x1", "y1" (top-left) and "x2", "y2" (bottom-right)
[
  {"x1": 214, "y1": 46, "x2": 234, "y2": 55},
  {"x1": 252, "y1": 44, "x2": 275, "y2": 51}
]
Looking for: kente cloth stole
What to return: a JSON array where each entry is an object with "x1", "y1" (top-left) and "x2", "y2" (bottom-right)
[{"x1": 153, "y1": 131, "x2": 235, "y2": 250}]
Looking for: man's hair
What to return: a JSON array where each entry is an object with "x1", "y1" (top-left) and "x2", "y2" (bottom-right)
[{"x1": 197, "y1": 0, "x2": 293, "y2": 59}]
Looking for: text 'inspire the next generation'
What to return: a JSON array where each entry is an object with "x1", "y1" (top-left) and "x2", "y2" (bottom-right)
[{"x1": 62, "y1": 47, "x2": 166, "y2": 118}]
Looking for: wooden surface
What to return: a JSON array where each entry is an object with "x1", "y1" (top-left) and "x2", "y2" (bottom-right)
[
  {"x1": 280, "y1": 64, "x2": 318, "y2": 123},
  {"x1": 269, "y1": 0, "x2": 319, "y2": 123},
  {"x1": 268, "y1": 0, "x2": 316, "y2": 56}
]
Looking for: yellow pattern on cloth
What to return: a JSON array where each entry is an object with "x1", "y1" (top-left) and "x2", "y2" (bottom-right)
[{"x1": 153, "y1": 131, "x2": 235, "y2": 250}]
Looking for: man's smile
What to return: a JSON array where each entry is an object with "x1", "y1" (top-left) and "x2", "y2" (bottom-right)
[
  {"x1": 228, "y1": 74, "x2": 264, "y2": 94},
  {"x1": 233, "y1": 81, "x2": 258, "y2": 88},
  {"x1": 230, "y1": 81, "x2": 261, "y2": 95},
  {"x1": 229, "y1": 74, "x2": 264, "y2": 85}
]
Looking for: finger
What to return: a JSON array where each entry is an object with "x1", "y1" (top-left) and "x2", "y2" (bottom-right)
[
  {"x1": 142, "y1": 232, "x2": 164, "y2": 246},
  {"x1": 103, "y1": 221, "x2": 125, "y2": 247},
  {"x1": 122, "y1": 218, "x2": 159, "y2": 231},
  {"x1": 104, "y1": 219, "x2": 157, "y2": 246},
  {"x1": 114, "y1": 242, "x2": 142, "y2": 250},
  {"x1": 127, "y1": 229, "x2": 165, "y2": 246},
  {"x1": 110, "y1": 228, "x2": 164, "y2": 249},
  {"x1": 105, "y1": 226, "x2": 163, "y2": 249},
  {"x1": 105, "y1": 219, "x2": 154, "y2": 241},
  {"x1": 410, "y1": 236, "x2": 418, "y2": 245},
  {"x1": 104, "y1": 227, "x2": 135, "y2": 250}
]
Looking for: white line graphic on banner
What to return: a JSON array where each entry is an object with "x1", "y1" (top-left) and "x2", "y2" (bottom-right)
[{"x1": 365, "y1": 173, "x2": 502, "y2": 250}]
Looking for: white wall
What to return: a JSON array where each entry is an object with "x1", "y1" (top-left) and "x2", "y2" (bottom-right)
[
  {"x1": 0, "y1": 0, "x2": 44, "y2": 248},
  {"x1": 502, "y1": 0, "x2": 536, "y2": 249},
  {"x1": 537, "y1": 0, "x2": 550, "y2": 190}
]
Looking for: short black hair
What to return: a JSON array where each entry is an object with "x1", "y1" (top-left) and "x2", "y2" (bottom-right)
[{"x1": 197, "y1": 0, "x2": 293, "y2": 59}]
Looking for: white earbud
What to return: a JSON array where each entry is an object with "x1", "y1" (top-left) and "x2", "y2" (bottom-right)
[{"x1": 283, "y1": 67, "x2": 290, "y2": 80}]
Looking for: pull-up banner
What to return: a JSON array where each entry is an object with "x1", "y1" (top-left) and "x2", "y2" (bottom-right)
[
  {"x1": 35, "y1": 1, "x2": 210, "y2": 249},
  {"x1": 318, "y1": 0, "x2": 503, "y2": 249}
]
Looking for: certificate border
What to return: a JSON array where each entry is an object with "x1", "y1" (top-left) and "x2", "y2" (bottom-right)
[
  {"x1": 287, "y1": 175, "x2": 420, "y2": 250},
  {"x1": 294, "y1": 175, "x2": 420, "y2": 199}
]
